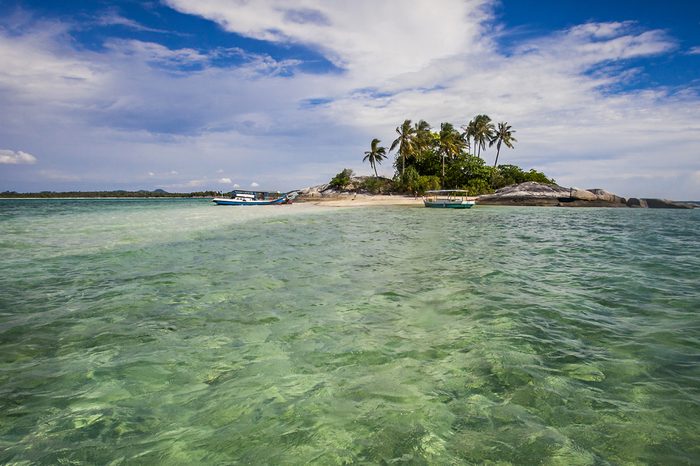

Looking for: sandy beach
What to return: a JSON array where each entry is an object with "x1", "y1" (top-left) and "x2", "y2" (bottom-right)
[{"x1": 299, "y1": 194, "x2": 424, "y2": 207}]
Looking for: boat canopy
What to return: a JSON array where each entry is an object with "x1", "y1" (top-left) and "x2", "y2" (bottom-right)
[
  {"x1": 227, "y1": 190, "x2": 283, "y2": 199},
  {"x1": 425, "y1": 190, "x2": 470, "y2": 194}
]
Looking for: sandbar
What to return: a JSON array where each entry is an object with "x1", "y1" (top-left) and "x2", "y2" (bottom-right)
[{"x1": 299, "y1": 194, "x2": 423, "y2": 207}]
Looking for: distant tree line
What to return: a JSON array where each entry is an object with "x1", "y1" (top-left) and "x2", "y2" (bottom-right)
[
  {"x1": 354, "y1": 115, "x2": 554, "y2": 195},
  {"x1": 0, "y1": 190, "x2": 220, "y2": 198}
]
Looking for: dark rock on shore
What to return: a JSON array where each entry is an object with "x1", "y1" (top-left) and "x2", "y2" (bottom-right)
[
  {"x1": 642, "y1": 198, "x2": 695, "y2": 209},
  {"x1": 476, "y1": 182, "x2": 568, "y2": 206},
  {"x1": 626, "y1": 198, "x2": 648, "y2": 208},
  {"x1": 477, "y1": 182, "x2": 693, "y2": 208}
]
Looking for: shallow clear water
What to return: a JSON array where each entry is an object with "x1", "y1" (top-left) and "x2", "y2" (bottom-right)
[{"x1": 1, "y1": 199, "x2": 699, "y2": 464}]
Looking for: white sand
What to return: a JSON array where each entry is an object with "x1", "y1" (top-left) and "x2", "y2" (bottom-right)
[{"x1": 299, "y1": 194, "x2": 423, "y2": 207}]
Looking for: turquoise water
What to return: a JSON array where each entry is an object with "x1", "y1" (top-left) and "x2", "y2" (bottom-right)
[{"x1": 1, "y1": 199, "x2": 699, "y2": 464}]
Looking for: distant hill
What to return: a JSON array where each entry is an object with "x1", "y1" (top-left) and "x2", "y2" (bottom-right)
[{"x1": 0, "y1": 189, "x2": 216, "y2": 198}]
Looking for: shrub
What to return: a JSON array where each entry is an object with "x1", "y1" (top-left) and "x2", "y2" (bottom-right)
[
  {"x1": 329, "y1": 168, "x2": 354, "y2": 190},
  {"x1": 416, "y1": 175, "x2": 441, "y2": 195},
  {"x1": 465, "y1": 178, "x2": 493, "y2": 195},
  {"x1": 396, "y1": 166, "x2": 421, "y2": 194},
  {"x1": 360, "y1": 177, "x2": 393, "y2": 194},
  {"x1": 494, "y1": 164, "x2": 555, "y2": 188}
]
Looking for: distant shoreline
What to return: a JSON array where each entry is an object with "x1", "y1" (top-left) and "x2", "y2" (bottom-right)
[
  {"x1": 0, "y1": 196, "x2": 213, "y2": 200},
  {"x1": 0, "y1": 194, "x2": 215, "y2": 200},
  {"x1": 0, "y1": 191, "x2": 216, "y2": 199},
  {"x1": 2, "y1": 184, "x2": 696, "y2": 209}
]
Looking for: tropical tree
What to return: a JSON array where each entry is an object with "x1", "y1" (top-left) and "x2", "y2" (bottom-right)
[
  {"x1": 462, "y1": 118, "x2": 476, "y2": 153},
  {"x1": 413, "y1": 120, "x2": 432, "y2": 154},
  {"x1": 390, "y1": 119, "x2": 416, "y2": 176},
  {"x1": 471, "y1": 114, "x2": 495, "y2": 158},
  {"x1": 363, "y1": 138, "x2": 387, "y2": 177},
  {"x1": 490, "y1": 122, "x2": 517, "y2": 168},
  {"x1": 436, "y1": 122, "x2": 464, "y2": 183},
  {"x1": 329, "y1": 168, "x2": 354, "y2": 190}
]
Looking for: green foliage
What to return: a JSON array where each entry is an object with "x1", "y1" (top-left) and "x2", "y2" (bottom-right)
[
  {"x1": 390, "y1": 120, "x2": 416, "y2": 175},
  {"x1": 490, "y1": 122, "x2": 517, "y2": 167},
  {"x1": 443, "y1": 154, "x2": 493, "y2": 191},
  {"x1": 469, "y1": 114, "x2": 495, "y2": 158},
  {"x1": 369, "y1": 115, "x2": 553, "y2": 194},
  {"x1": 465, "y1": 178, "x2": 493, "y2": 195},
  {"x1": 492, "y1": 165, "x2": 555, "y2": 189},
  {"x1": 360, "y1": 177, "x2": 393, "y2": 194},
  {"x1": 329, "y1": 168, "x2": 354, "y2": 190},
  {"x1": 363, "y1": 138, "x2": 388, "y2": 177},
  {"x1": 416, "y1": 175, "x2": 441, "y2": 195},
  {"x1": 396, "y1": 166, "x2": 421, "y2": 193},
  {"x1": 394, "y1": 167, "x2": 440, "y2": 195}
]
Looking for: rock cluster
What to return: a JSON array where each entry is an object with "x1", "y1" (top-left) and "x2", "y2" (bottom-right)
[
  {"x1": 477, "y1": 182, "x2": 693, "y2": 208},
  {"x1": 297, "y1": 176, "x2": 392, "y2": 199},
  {"x1": 296, "y1": 183, "x2": 331, "y2": 198}
]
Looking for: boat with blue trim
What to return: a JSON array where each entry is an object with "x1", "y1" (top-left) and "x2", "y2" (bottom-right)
[{"x1": 212, "y1": 190, "x2": 296, "y2": 206}]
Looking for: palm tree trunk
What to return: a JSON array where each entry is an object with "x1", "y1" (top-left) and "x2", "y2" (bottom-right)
[
  {"x1": 493, "y1": 144, "x2": 501, "y2": 168},
  {"x1": 441, "y1": 153, "x2": 445, "y2": 183},
  {"x1": 374, "y1": 163, "x2": 378, "y2": 178}
]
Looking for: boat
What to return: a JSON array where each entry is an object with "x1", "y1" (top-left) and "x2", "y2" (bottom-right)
[
  {"x1": 423, "y1": 190, "x2": 476, "y2": 209},
  {"x1": 212, "y1": 190, "x2": 296, "y2": 206}
]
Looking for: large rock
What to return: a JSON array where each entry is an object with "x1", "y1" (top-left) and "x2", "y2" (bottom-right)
[
  {"x1": 642, "y1": 198, "x2": 695, "y2": 209},
  {"x1": 626, "y1": 198, "x2": 648, "y2": 208},
  {"x1": 477, "y1": 182, "x2": 626, "y2": 207},
  {"x1": 569, "y1": 188, "x2": 597, "y2": 201},
  {"x1": 477, "y1": 182, "x2": 570, "y2": 206},
  {"x1": 297, "y1": 184, "x2": 330, "y2": 198},
  {"x1": 588, "y1": 188, "x2": 626, "y2": 204}
]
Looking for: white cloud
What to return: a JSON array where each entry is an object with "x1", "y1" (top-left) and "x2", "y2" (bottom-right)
[
  {"x1": 96, "y1": 10, "x2": 171, "y2": 34},
  {"x1": 0, "y1": 3, "x2": 698, "y2": 199},
  {"x1": 105, "y1": 39, "x2": 210, "y2": 67},
  {"x1": 689, "y1": 46, "x2": 700, "y2": 55},
  {"x1": 250, "y1": 182, "x2": 260, "y2": 187},
  {"x1": 148, "y1": 171, "x2": 155, "y2": 176},
  {"x1": 164, "y1": 0, "x2": 492, "y2": 82},
  {"x1": 218, "y1": 177, "x2": 232, "y2": 184},
  {"x1": 0, "y1": 149, "x2": 37, "y2": 164}
]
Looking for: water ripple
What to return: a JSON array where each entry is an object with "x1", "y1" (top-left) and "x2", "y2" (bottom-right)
[{"x1": 1, "y1": 201, "x2": 699, "y2": 463}]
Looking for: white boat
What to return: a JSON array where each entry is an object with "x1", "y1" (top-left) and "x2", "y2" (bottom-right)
[
  {"x1": 212, "y1": 190, "x2": 296, "y2": 206},
  {"x1": 423, "y1": 190, "x2": 476, "y2": 209}
]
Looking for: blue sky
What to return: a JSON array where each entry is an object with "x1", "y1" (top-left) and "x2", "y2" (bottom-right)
[{"x1": 1, "y1": 0, "x2": 699, "y2": 198}]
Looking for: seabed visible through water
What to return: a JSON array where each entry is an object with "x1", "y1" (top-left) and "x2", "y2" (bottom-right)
[{"x1": 1, "y1": 199, "x2": 699, "y2": 464}]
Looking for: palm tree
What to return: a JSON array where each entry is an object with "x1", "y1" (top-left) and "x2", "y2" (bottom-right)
[
  {"x1": 490, "y1": 122, "x2": 517, "y2": 168},
  {"x1": 471, "y1": 114, "x2": 495, "y2": 158},
  {"x1": 390, "y1": 119, "x2": 416, "y2": 176},
  {"x1": 411, "y1": 120, "x2": 432, "y2": 164},
  {"x1": 363, "y1": 138, "x2": 387, "y2": 177},
  {"x1": 414, "y1": 120, "x2": 431, "y2": 148},
  {"x1": 437, "y1": 122, "x2": 464, "y2": 183},
  {"x1": 462, "y1": 118, "x2": 476, "y2": 153}
]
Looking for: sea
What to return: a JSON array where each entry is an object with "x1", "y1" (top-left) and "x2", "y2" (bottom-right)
[{"x1": 1, "y1": 198, "x2": 699, "y2": 464}]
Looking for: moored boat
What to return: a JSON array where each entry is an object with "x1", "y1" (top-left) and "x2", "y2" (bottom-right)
[
  {"x1": 423, "y1": 190, "x2": 476, "y2": 209},
  {"x1": 212, "y1": 190, "x2": 296, "y2": 206}
]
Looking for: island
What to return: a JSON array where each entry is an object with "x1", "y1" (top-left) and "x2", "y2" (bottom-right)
[{"x1": 296, "y1": 115, "x2": 693, "y2": 209}]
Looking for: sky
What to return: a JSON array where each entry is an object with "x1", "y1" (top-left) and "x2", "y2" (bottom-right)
[{"x1": 0, "y1": 0, "x2": 699, "y2": 198}]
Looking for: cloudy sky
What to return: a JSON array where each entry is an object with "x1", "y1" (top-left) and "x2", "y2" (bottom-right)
[{"x1": 1, "y1": 0, "x2": 699, "y2": 198}]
